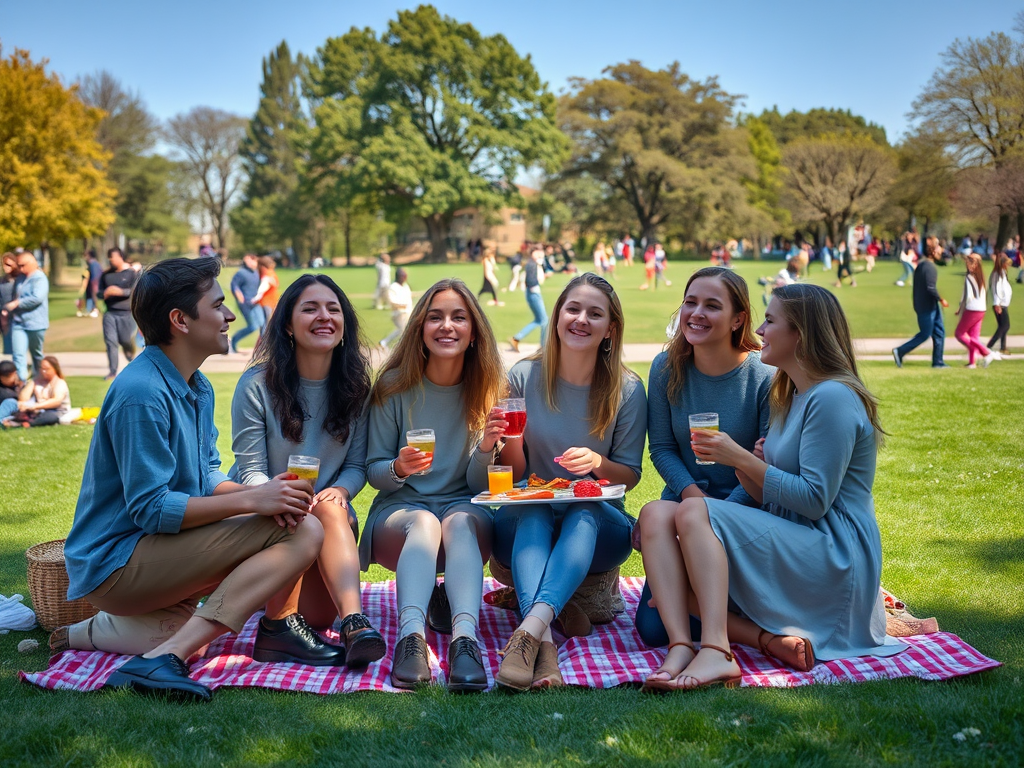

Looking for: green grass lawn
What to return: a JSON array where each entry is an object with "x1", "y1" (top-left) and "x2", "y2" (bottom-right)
[
  {"x1": 43, "y1": 258, "x2": 1024, "y2": 352},
  {"x1": 1, "y1": 363, "x2": 1021, "y2": 766}
]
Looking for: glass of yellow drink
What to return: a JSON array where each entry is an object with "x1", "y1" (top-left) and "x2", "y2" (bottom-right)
[
  {"x1": 287, "y1": 454, "x2": 320, "y2": 484},
  {"x1": 487, "y1": 464, "x2": 514, "y2": 496},
  {"x1": 405, "y1": 429, "x2": 435, "y2": 475},
  {"x1": 688, "y1": 412, "x2": 719, "y2": 466}
]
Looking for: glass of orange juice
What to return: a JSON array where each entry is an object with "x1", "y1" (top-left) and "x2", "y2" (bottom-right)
[
  {"x1": 488, "y1": 465, "x2": 514, "y2": 496},
  {"x1": 406, "y1": 429, "x2": 435, "y2": 475},
  {"x1": 287, "y1": 454, "x2": 320, "y2": 484},
  {"x1": 688, "y1": 412, "x2": 719, "y2": 465}
]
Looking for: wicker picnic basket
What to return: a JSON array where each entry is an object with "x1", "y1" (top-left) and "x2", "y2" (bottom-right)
[{"x1": 26, "y1": 539, "x2": 98, "y2": 632}]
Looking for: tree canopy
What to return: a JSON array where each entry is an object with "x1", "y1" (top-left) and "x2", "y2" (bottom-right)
[
  {"x1": 0, "y1": 47, "x2": 115, "y2": 253},
  {"x1": 305, "y1": 5, "x2": 568, "y2": 260},
  {"x1": 556, "y1": 61, "x2": 756, "y2": 245},
  {"x1": 757, "y1": 106, "x2": 889, "y2": 147}
]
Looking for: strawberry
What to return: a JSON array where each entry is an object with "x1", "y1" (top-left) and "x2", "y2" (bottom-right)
[{"x1": 573, "y1": 480, "x2": 603, "y2": 498}]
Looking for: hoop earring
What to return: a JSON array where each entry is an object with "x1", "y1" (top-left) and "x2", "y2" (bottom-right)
[{"x1": 602, "y1": 337, "x2": 612, "y2": 353}]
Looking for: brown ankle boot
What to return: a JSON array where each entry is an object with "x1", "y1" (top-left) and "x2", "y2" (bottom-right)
[
  {"x1": 531, "y1": 641, "x2": 563, "y2": 688},
  {"x1": 496, "y1": 629, "x2": 541, "y2": 691}
]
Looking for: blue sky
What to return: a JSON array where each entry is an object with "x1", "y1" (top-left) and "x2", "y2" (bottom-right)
[{"x1": 2, "y1": 0, "x2": 1020, "y2": 142}]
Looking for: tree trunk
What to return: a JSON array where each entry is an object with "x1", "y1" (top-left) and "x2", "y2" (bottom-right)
[
  {"x1": 826, "y1": 218, "x2": 840, "y2": 251},
  {"x1": 1016, "y1": 210, "x2": 1024, "y2": 251},
  {"x1": 995, "y1": 213, "x2": 1011, "y2": 251},
  {"x1": 49, "y1": 244, "x2": 67, "y2": 285},
  {"x1": 343, "y1": 215, "x2": 352, "y2": 267},
  {"x1": 425, "y1": 214, "x2": 450, "y2": 263}
]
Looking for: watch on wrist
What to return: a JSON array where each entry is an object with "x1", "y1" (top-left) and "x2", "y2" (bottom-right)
[{"x1": 389, "y1": 459, "x2": 407, "y2": 484}]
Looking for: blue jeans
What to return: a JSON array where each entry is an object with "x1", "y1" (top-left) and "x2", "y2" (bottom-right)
[
  {"x1": 896, "y1": 305, "x2": 945, "y2": 366},
  {"x1": 899, "y1": 261, "x2": 914, "y2": 283},
  {"x1": 0, "y1": 398, "x2": 18, "y2": 422},
  {"x1": 492, "y1": 501, "x2": 633, "y2": 616},
  {"x1": 231, "y1": 304, "x2": 266, "y2": 349},
  {"x1": 514, "y1": 290, "x2": 547, "y2": 345},
  {"x1": 11, "y1": 327, "x2": 46, "y2": 380}
]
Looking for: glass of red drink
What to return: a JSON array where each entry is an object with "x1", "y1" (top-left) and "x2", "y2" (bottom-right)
[{"x1": 499, "y1": 398, "x2": 526, "y2": 439}]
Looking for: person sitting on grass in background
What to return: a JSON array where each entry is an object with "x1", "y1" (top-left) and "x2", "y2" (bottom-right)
[
  {"x1": 57, "y1": 257, "x2": 329, "y2": 703},
  {"x1": 231, "y1": 274, "x2": 386, "y2": 669},
  {"x1": 0, "y1": 359, "x2": 28, "y2": 424},
  {"x1": 2, "y1": 355, "x2": 70, "y2": 428}
]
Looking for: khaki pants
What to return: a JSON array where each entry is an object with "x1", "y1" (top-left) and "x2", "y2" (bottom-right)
[{"x1": 68, "y1": 515, "x2": 300, "y2": 656}]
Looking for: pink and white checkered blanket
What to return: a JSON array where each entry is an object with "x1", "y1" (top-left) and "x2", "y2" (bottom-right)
[{"x1": 20, "y1": 578, "x2": 1000, "y2": 693}]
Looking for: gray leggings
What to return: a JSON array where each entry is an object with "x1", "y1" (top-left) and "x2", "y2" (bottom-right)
[{"x1": 371, "y1": 501, "x2": 493, "y2": 634}]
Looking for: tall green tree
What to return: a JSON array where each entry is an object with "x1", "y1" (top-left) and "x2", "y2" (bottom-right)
[
  {"x1": 231, "y1": 41, "x2": 313, "y2": 256},
  {"x1": 782, "y1": 134, "x2": 896, "y2": 247},
  {"x1": 0, "y1": 47, "x2": 115, "y2": 279},
  {"x1": 757, "y1": 106, "x2": 888, "y2": 146},
  {"x1": 741, "y1": 115, "x2": 791, "y2": 240},
  {"x1": 885, "y1": 131, "x2": 955, "y2": 234},
  {"x1": 305, "y1": 5, "x2": 568, "y2": 261},
  {"x1": 912, "y1": 26, "x2": 1024, "y2": 247},
  {"x1": 556, "y1": 61, "x2": 756, "y2": 245}
]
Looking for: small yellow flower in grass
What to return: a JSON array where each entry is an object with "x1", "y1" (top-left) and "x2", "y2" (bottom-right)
[{"x1": 604, "y1": 736, "x2": 618, "y2": 747}]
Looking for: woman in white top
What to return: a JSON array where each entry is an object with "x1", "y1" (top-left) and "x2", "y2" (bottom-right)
[
  {"x1": 987, "y1": 254, "x2": 1012, "y2": 355},
  {"x1": 954, "y1": 253, "x2": 999, "y2": 368},
  {"x1": 3, "y1": 355, "x2": 70, "y2": 428},
  {"x1": 380, "y1": 268, "x2": 413, "y2": 349}
]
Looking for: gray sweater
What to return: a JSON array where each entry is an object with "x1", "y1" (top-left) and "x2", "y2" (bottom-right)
[
  {"x1": 647, "y1": 351, "x2": 772, "y2": 503},
  {"x1": 362, "y1": 376, "x2": 492, "y2": 569},
  {"x1": 229, "y1": 367, "x2": 368, "y2": 499},
  {"x1": 499, "y1": 359, "x2": 647, "y2": 510}
]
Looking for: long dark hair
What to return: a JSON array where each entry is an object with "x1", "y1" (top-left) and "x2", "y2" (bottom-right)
[{"x1": 250, "y1": 274, "x2": 370, "y2": 444}]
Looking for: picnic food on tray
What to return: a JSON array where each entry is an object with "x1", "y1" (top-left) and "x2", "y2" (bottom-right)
[{"x1": 527, "y1": 474, "x2": 611, "y2": 490}]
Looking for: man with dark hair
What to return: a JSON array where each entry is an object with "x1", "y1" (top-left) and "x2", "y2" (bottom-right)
[
  {"x1": 893, "y1": 239, "x2": 950, "y2": 369},
  {"x1": 58, "y1": 258, "x2": 341, "y2": 702},
  {"x1": 100, "y1": 248, "x2": 139, "y2": 380},
  {"x1": 228, "y1": 253, "x2": 264, "y2": 353}
]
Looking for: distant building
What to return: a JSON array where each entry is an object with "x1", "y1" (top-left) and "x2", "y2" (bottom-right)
[{"x1": 450, "y1": 185, "x2": 537, "y2": 256}]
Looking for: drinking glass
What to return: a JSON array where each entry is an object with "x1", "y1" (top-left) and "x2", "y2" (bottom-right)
[
  {"x1": 688, "y1": 412, "x2": 719, "y2": 465},
  {"x1": 287, "y1": 454, "x2": 320, "y2": 484},
  {"x1": 499, "y1": 398, "x2": 526, "y2": 439},
  {"x1": 406, "y1": 429, "x2": 436, "y2": 475},
  {"x1": 487, "y1": 464, "x2": 514, "y2": 496}
]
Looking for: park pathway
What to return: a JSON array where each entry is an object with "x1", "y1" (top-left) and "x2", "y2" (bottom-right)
[{"x1": 52, "y1": 335, "x2": 1024, "y2": 377}]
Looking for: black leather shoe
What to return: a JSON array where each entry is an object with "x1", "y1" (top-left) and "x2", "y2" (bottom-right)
[
  {"x1": 447, "y1": 636, "x2": 488, "y2": 692},
  {"x1": 339, "y1": 613, "x2": 387, "y2": 669},
  {"x1": 390, "y1": 633, "x2": 431, "y2": 688},
  {"x1": 427, "y1": 581, "x2": 452, "y2": 634},
  {"x1": 253, "y1": 613, "x2": 345, "y2": 666},
  {"x1": 105, "y1": 654, "x2": 212, "y2": 702}
]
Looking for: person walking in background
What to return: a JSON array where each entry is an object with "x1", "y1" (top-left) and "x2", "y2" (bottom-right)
[
  {"x1": 254, "y1": 256, "x2": 280, "y2": 321},
  {"x1": 5, "y1": 252, "x2": 49, "y2": 381},
  {"x1": 592, "y1": 242, "x2": 607, "y2": 276},
  {"x1": 896, "y1": 243, "x2": 916, "y2": 287},
  {"x1": 507, "y1": 250, "x2": 524, "y2": 292},
  {"x1": 834, "y1": 241, "x2": 856, "y2": 287},
  {"x1": 640, "y1": 244, "x2": 657, "y2": 290},
  {"x1": 373, "y1": 253, "x2": 392, "y2": 310},
  {"x1": 477, "y1": 244, "x2": 503, "y2": 306},
  {"x1": 229, "y1": 253, "x2": 265, "y2": 354},
  {"x1": 987, "y1": 254, "x2": 1012, "y2": 356},
  {"x1": 509, "y1": 249, "x2": 547, "y2": 351},
  {"x1": 654, "y1": 243, "x2": 671, "y2": 288},
  {"x1": 100, "y1": 248, "x2": 139, "y2": 381},
  {"x1": 892, "y1": 237, "x2": 949, "y2": 369},
  {"x1": 820, "y1": 239, "x2": 833, "y2": 272},
  {"x1": 954, "y1": 253, "x2": 999, "y2": 369},
  {"x1": 0, "y1": 252, "x2": 17, "y2": 355},
  {"x1": 78, "y1": 250, "x2": 102, "y2": 317},
  {"x1": 380, "y1": 268, "x2": 412, "y2": 349}
]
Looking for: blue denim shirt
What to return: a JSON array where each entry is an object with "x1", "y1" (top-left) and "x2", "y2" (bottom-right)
[
  {"x1": 229, "y1": 264, "x2": 260, "y2": 307},
  {"x1": 65, "y1": 346, "x2": 230, "y2": 600},
  {"x1": 12, "y1": 271, "x2": 49, "y2": 331}
]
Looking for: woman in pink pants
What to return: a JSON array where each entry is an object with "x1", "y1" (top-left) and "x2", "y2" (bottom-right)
[{"x1": 954, "y1": 253, "x2": 1000, "y2": 368}]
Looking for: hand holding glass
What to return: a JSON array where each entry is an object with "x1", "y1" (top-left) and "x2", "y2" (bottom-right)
[
  {"x1": 405, "y1": 429, "x2": 435, "y2": 475},
  {"x1": 688, "y1": 413, "x2": 719, "y2": 465},
  {"x1": 499, "y1": 398, "x2": 526, "y2": 439}
]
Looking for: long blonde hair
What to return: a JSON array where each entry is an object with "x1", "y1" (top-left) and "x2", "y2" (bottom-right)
[
  {"x1": 371, "y1": 278, "x2": 506, "y2": 432},
  {"x1": 532, "y1": 272, "x2": 638, "y2": 440},
  {"x1": 665, "y1": 267, "x2": 761, "y2": 401},
  {"x1": 768, "y1": 284, "x2": 884, "y2": 441},
  {"x1": 964, "y1": 253, "x2": 985, "y2": 297}
]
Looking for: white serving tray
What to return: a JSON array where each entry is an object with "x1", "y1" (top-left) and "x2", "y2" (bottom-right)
[{"x1": 471, "y1": 484, "x2": 626, "y2": 507}]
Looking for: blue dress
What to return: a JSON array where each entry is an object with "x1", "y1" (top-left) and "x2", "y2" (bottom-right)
[{"x1": 704, "y1": 380, "x2": 905, "y2": 660}]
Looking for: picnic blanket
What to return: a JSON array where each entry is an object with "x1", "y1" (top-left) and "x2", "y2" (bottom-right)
[{"x1": 20, "y1": 578, "x2": 1000, "y2": 694}]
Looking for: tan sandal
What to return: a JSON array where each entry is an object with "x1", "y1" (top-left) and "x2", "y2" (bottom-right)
[
  {"x1": 673, "y1": 643, "x2": 742, "y2": 690},
  {"x1": 758, "y1": 629, "x2": 815, "y2": 672},
  {"x1": 642, "y1": 641, "x2": 696, "y2": 693}
]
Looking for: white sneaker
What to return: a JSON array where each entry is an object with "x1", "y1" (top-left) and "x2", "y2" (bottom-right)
[
  {"x1": 982, "y1": 351, "x2": 1001, "y2": 368},
  {"x1": 89, "y1": 310, "x2": 99, "y2": 318},
  {"x1": 76, "y1": 311, "x2": 84, "y2": 317},
  {"x1": 895, "y1": 281, "x2": 904, "y2": 287}
]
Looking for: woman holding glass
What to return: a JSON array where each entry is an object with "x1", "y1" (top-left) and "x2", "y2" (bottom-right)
[
  {"x1": 364, "y1": 278, "x2": 506, "y2": 691},
  {"x1": 487, "y1": 273, "x2": 647, "y2": 691},
  {"x1": 634, "y1": 267, "x2": 773, "y2": 653},
  {"x1": 231, "y1": 274, "x2": 385, "y2": 668},
  {"x1": 641, "y1": 284, "x2": 904, "y2": 691}
]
